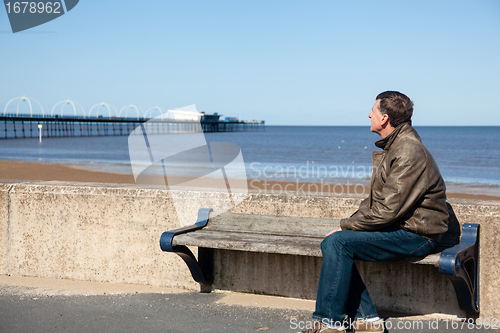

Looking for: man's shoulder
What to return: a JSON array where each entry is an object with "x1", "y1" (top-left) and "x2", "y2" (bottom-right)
[
  {"x1": 395, "y1": 134, "x2": 425, "y2": 150},
  {"x1": 389, "y1": 131, "x2": 428, "y2": 162}
]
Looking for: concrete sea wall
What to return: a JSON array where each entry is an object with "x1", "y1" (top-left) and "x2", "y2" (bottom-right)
[{"x1": 0, "y1": 181, "x2": 498, "y2": 319}]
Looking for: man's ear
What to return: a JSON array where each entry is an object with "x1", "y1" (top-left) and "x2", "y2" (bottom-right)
[{"x1": 380, "y1": 114, "x2": 390, "y2": 127}]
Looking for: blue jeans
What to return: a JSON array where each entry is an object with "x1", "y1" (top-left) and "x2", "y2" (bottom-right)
[{"x1": 313, "y1": 226, "x2": 438, "y2": 323}]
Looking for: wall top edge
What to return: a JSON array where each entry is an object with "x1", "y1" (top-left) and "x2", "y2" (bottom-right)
[{"x1": 0, "y1": 179, "x2": 499, "y2": 209}]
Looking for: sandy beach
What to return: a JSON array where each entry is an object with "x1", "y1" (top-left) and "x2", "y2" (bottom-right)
[{"x1": 0, "y1": 160, "x2": 499, "y2": 201}]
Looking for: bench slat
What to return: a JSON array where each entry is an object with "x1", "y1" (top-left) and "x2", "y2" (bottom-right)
[
  {"x1": 174, "y1": 229, "x2": 441, "y2": 265},
  {"x1": 402, "y1": 253, "x2": 440, "y2": 266},
  {"x1": 175, "y1": 230, "x2": 324, "y2": 257},
  {"x1": 207, "y1": 212, "x2": 340, "y2": 238}
]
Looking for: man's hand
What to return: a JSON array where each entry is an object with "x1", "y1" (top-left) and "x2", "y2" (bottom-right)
[{"x1": 325, "y1": 228, "x2": 341, "y2": 237}]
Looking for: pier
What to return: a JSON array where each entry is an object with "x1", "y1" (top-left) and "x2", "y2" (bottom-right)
[
  {"x1": 0, "y1": 114, "x2": 265, "y2": 140},
  {"x1": 1, "y1": 97, "x2": 265, "y2": 139}
]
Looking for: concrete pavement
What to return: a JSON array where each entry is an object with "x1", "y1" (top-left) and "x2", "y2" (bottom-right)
[{"x1": 0, "y1": 276, "x2": 495, "y2": 333}]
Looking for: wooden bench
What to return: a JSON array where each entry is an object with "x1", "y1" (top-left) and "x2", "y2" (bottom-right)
[{"x1": 160, "y1": 208, "x2": 479, "y2": 313}]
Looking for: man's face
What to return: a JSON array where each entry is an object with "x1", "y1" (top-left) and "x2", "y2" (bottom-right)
[{"x1": 369, "y1": 100, "x2": 384, "y2": 134}]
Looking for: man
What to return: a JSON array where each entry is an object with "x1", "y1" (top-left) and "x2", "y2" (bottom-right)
[{"x1": 301, "y1": 91, "x2": 449, "y2": 333}]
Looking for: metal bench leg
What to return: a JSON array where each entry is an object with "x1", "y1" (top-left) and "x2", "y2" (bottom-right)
[
  {"x1": 198, "y1": 247, "x2": 214, "y2": 292},
  {"x1": 439, "y1": 223, "x2": 479, "y2": 313},
  {"x1": 167, "y1": 245, "x2": 213, "y2": 292}
]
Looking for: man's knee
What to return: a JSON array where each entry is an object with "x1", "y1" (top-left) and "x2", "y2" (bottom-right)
[{"x1": 321, "y1": 230, "x2": 346, "y2": 252}]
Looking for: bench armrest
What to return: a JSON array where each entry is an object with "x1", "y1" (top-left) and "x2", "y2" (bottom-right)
[
  {"x1": 160, "y1": 208, "x2": 213, "y2": 252},
  {"x1": 439, "y1": 223, "x2": 479, "y2": 312},
  {"x1": 159, "y1": 208, "x2": 214, "y2": 290}
]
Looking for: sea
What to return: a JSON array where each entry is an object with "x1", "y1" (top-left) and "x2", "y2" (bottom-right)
[{"x1": 0, "y1": 126, "x2": 499, "y2": 196}]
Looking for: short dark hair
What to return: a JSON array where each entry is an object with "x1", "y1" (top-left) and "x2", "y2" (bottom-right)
[{"x1": 376, "y1": 91, "x2": 413, "y2": 128}]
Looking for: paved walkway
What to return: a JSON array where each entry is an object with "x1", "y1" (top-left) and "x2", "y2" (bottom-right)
[{"x1": 0, "y1": 276, "x2": 492, "y2": 332}]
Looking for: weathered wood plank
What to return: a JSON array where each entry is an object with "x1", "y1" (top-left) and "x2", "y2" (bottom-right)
[
  {"x1": 175, "y1": 230, "x2": 324, "y2": 257},
  {"x1": 402, "y1": 253, "x2": 440, "y2": 266},
  {"x1": 174, "y1": 228, "x2": 441, "y2": 265},
  {"x1": 207, "y1": 212, "x2": 340, "y2": 238}
]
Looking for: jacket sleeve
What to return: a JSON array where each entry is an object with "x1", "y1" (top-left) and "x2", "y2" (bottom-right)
[{"x1": 340, "y1": 146, "x2": 427, "y2": 231}]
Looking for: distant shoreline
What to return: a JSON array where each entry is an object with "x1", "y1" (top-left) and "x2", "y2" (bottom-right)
[{"x1": 0, "y1": 160, "x2": 499, "y2": 201}]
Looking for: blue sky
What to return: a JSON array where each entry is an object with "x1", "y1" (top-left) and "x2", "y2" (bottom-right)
[{"x1": 1, "y1": 0, "x2": 499, "y2": 125}]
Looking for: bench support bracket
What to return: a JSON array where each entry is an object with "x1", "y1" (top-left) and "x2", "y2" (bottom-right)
[
  {"x1": 439, "y1": 223, "x2": 479, "y2": 313},
  {"x1": 160, "y1": 208, "x2": 214, "y2": 292}
]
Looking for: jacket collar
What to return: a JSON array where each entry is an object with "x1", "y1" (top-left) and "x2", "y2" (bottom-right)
[{"x1": 375, "y1": 121, "x2": 412, "y2": 150}]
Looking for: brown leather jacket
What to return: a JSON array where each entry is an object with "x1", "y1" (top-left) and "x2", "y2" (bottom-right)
[{"x1": 340, "y1": 122, "x2": 449, "y2": 241}]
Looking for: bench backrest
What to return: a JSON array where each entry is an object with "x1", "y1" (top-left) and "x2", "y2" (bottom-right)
[{"x1": 207, "y1": 212, "x2": 340, "y2": 239}]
